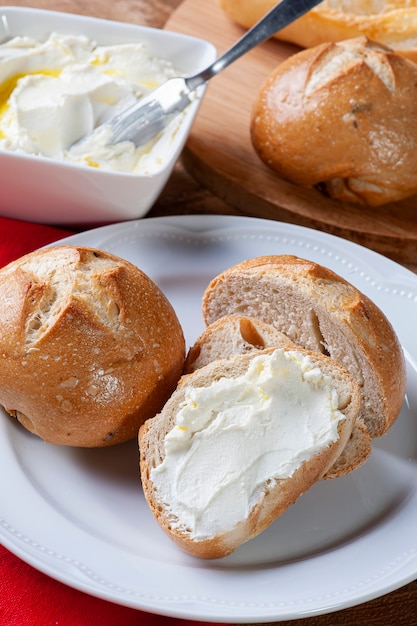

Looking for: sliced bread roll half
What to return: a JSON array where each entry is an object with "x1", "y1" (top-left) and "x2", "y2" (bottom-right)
[
  {"x1": 184, "y1": 314, "x2": 295, "y2": 373},
  {"x1": 139, "y1": 347, "x2": 360, "y2": 559},
  {"x1": 202, "y1": 255, "x2": 407, "y2": 475}
]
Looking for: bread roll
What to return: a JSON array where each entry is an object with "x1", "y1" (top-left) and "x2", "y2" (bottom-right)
[
  {"x1": 0, "y1": 245, "x2": 185, "y2": 447},
  {"x1": 202, "y1": 255, "x2": 407, "y2": 474},
  {"x1": 139, "y1": 347, "x2": 360, "y2": 558},
  {"x1": 251, "y1": 37, "x2": 417, "y2": 206},
  {"x1": 218, "y1": 0, "x2": 417, "y2": 61},
  {"x1": 184, "y1": 314, "x2": 294, "y2": 373}
]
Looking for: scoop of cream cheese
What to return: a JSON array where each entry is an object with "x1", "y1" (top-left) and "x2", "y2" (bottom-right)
[
  {"x1": 0, "y1": 33, "x2": 182, "y2": 173},
  {"x1": 150, "y1": 349, "x2": 346, "y2": 540}
]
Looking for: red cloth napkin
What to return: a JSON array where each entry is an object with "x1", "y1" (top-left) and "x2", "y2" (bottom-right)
[{"x1": 0, "y1": 217, "x2": 224, "y2": 626}]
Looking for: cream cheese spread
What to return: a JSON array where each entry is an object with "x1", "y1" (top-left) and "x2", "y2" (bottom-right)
[
  {"x1": 151, "y1": 349, "x2": 346, "y2": 540},
  {"x1": 0, "y1": 33, "x2": 182, "y2": 173}
]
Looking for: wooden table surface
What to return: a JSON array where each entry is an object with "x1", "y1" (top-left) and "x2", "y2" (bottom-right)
[{"x1": 2, "y1": 1, "x2": 416, "y2": 624}]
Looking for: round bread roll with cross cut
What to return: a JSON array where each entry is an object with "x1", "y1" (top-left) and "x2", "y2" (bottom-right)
[{"x1": 0, "y1": 245, "x2": 185, "y2": 447}]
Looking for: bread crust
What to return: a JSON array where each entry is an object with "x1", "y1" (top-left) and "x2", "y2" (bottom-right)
[
  {"x1": 184, "y1": 314, "x2": 294, "y2": 373},
  {"x1": 139, "y1": 347, "x2": 360, "y2": 559},
  {"x1": 202, "y1": 255, "x2": 407, "y2": 472},
  {"x1": 217, "y1": 0, "x2": 417, "y2": 61},
  {"x1": 251, "y1": 37, "x2": 417, "y2": 206},
  {"x1": 0, "y1": 245, "x2": 185, "y2": 447}
]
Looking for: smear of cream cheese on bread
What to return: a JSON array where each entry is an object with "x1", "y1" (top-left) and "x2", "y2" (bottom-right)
[{"x1": 150, "y1": 348, "x2": 346, "y2": 540}]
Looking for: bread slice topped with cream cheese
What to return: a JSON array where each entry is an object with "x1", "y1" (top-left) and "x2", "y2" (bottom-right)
[
  {"x1": 201, "y1": 255, "x2": 407, "y2": 478},
  {"x1": 183, "y1": 313, "x2": 370, "y2": 479},
  {"x1": 139, "y1": 347, "x2": 360, "y2": 559}
]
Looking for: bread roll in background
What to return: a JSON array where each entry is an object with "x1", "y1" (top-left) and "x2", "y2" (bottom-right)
[
  {"x1": 139, "y1": 347, "x2": 360, "y2": 559},
  {"x1": 0, "y1": 246, "x2": 185, "y2": 447},
  {"x1": 251, "y1": 37, "x2": 417, "y2": 206},
  {"x1": 202, "y1": 255, "x2": 407, "y2": 476},
  {"x1": 217, "y1": 0, "x2": 417, "y2": 61}
]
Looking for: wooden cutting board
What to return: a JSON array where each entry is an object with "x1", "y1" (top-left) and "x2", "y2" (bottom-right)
[{"x1": 165, "y1": 0, "x2": 417, "y2": 264}]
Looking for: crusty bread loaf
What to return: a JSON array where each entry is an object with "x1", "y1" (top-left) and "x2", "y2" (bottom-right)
[
  {"x1": 139, "y1": 347, "x2": 360, "y2": 559},
  {"x1": 217, "y1": 0, "x2": 417, "y2": 61},
  {"x1": 202, "y1": 255, "x2": 407, "y2": 474},
  {"x1": 184, "y1": 314, "x2": 294, "y2": 373},
  {"x1": 0, "y1": 245, "x2": 185, "y2": 447},
  {"x1": 251, "y1": 37, "x2": 417, "y2": 206}
]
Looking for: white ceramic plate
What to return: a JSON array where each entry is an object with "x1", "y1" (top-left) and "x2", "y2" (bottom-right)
[{"x1": 1, "y1": 215, "x2": 416, "y2": 623}]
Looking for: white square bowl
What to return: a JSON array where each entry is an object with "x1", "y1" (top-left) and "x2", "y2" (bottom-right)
[{"x1": 0, "y1": 7, "x2": 216, "y2": 225}]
